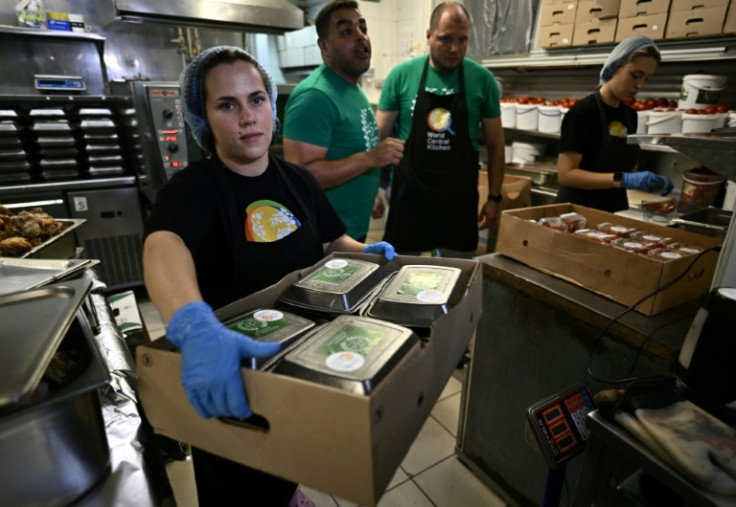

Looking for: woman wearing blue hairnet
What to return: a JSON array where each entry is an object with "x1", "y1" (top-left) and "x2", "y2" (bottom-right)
[
  {"x1": 143, "y1": 46, "x2": 394, "y2": 505},
  {"x1": 555, "y1": 36, "x2": 674, "y2": 212}
]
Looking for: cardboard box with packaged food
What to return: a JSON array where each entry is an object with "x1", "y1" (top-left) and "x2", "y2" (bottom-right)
[
  {"x1": 618, "y1": 0, "x2": 671, "y2": 17},
  {"x1": 576, "y1": 0, "x2": 621, "y2": 23},
  {"x1": 135, "y1": 253, "x2": 482, "y2": 506},
  {"x1": 573, "y1": 17, "x2": 619, "y2": 45},
  {"x1": 725, "y1": 0, "x2": 736, "y2": 34},
  {"x1": 537, "y1": 23, "x2": 576, "y2": 47},
  {"x1": 539, "y1": 0, "x2": 579, "y2": 26},
  {"x1": 496, "y1": 203, "x2": 722, "y2": 315}
]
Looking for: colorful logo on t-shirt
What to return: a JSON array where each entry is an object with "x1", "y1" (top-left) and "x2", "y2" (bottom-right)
[
  {"x1": 245, "y1": 199, "x2": 301, "y2": 242},
  {"x1": 427, "y1": 107, "x2": 455, "y2": 134},
  {"x1": 608, "y1": 120, "x2": 629, "y2": 138}
]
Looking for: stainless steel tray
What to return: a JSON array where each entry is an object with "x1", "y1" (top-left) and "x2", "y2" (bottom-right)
[
  {"x1": 0, "y1": 278, "x2": 92, "y2": 408},
  {"x1": 16, "y1": 218, "x2": 85, "y2": 259},
  {"x1": 0, "y1": 257, "x2": 99, "y2": 295}
]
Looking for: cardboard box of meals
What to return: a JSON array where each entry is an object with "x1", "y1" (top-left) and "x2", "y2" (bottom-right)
[
  {"x1": 573, "y1": 17, "x2": 619, "y2": 45},
  {"x1": 136, "y1": 253, "x2": 482, "y2": 506},
  {"x1": 615, "y1": 12, "x2": 669, "y2": 41},
  {"x1": 539, "y1": 0, "x2": 579, "y2": 26},
  {"x1": 496, "y1": 203, "x2": 721, "y2": 315},
  {"x1": 665, "y1": 4, "x2": 729, "y2": 40},
  {"x1": 537, "y1": 23, "x2": 575, "y2": 47}
]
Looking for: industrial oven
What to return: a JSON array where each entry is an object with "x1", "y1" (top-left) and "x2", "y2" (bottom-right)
[{"x1": 0, "y1": 27, "x2": 194, "y2": 290}]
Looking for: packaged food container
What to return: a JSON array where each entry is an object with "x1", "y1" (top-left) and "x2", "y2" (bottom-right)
[
  {"x1": 629, "y1": 231, "x2": 672, "y2": 248},
  {"x1": 647, "y1": 248, "x2": 687, "y2": 262},
  {"x1": 669, "y1": 243, "x2": 704, "y2": 256},
  {"x1": 226, "y1": 309, "x2": 315, "y2": 369},
  {"x1": 573, "y1": 229, "x2": 617, "y2": 243},
  {"x1": 511, "y1": 141, "x2": 546, "y2": 164},
  {"x1": 646, "y1": 109, "x2": 682, "y2": 134},
  {"x1": 678, "y1": 167, "x2": 726, "y2": 212},
  {"x1": 274, "y1": 315, "x2": 419, "y2": 395},
  {"x1": 515, "y1": 104, "x2": 539, "y2": 130},
  {"x1": 279, "y1": 258, "x2": 386, "y2": 314},
  {"x1": 596, "y1": 222, "x2": 637, "y2": 237},
  {"x1": 641, "y1": 198, "x2": 677, "y2": 223},
  {"x1": 501, "y1": 102, "x2": 516, "y2": 128},
  {"x1": 678, "y1": 74, "x2": 727, "y2": 110},
  {"x1": 559, "y1": 212, "x2": 587, "y2": 232},
  {"x1": 610, "y1": 238, "x2": 657, "y2": 254},
  {"x1": 365, "y1": 265, "x2": 464, "y2": 329},
  {"x1": 539, "y1": 216, "x2": 571, "y2": 232},
  {"x1": 681, "y1": 112, "x2": 728, "y2": 134},
  {"x1": 537, "y1": 105, "x2": 562, "y2": 133}
]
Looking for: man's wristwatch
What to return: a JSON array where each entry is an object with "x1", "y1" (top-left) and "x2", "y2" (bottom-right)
[{"x1": 488, "y1": 193, "x2": 502, "y2": 203}]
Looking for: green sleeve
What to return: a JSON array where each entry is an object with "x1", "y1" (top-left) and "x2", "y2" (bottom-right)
[{"x1": 283, "y1": 88, "x2": 338, "y2": 147}]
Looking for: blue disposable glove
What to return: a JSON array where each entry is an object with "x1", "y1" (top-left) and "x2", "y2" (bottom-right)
[
  {"x1": 363, "y1": 241, "x2": 396, "y2": 260},
  {"x1": 166, "y1": 301, "x2": 280, "y2": 419},
  {"x1": 623, "y1": 171, "x2": 674, "y2": 196}
]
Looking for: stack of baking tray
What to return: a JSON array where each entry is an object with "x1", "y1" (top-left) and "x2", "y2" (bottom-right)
[
  {"x1": 77, "y1": 108, "x2": 125, "y2": 177},
  {"x1": 0, "y1": 257, "x2": 99, "y2": 295},
  {"x1": 279, "y1": 257, "x2": 388, "y2": 315},
  {"x1": 30, "y1": 108, "x2": 80, "y2": 180},
  {"x1": 0, "y1": 109, "x2": 31, "y2": 183},
  {"x1": 225, "y1": 308, "x2": 315, "y2": 370},
  {"x1": 364, "y1": 265, "x2": 465, "y2": 330},
  {"x1": 274, "y1": 315, "x2": 419, "y2": 395}
]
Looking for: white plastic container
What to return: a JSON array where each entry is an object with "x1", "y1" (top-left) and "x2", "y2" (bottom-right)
[
  {"x1": 728, "y1": 111, "x2": 736, "y2": 128},
  {"x1": 560, "y1": 107, "x2": 569, "y2": 126},
  {"x1": 537, "y1": 105, "x2": 563, "y2": 133},
  {"x1": 511, "y1": 141, "x2": 545, "y2": 164},
  {"x1": 504, "y1": 145, "x2": 513, "y2": 163},
  {"x1": 678, "y1": 74, "x2": 727, "y2": 110},
  {"x1": 681, "y1": 112, "x2": 728, "y2": 133},
  {"x1": 646, "y1": 110, "x2": 682, "y2": 134},
  {"x1": 636, "y1": 110, "x2": 650, "y2": 134},
  {"x1": 501, "y1": 102, "x2": 516, "y2": 128},
  {"x1": 515, "y1": 104, "x2": 539, "y2": 130}
]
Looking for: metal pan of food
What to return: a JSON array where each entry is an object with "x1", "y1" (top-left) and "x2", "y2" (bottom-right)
[
  {"x1": 505, "y1": 162, "x2": 558, "y2": 186},
  {"x1": 0, "y1": 257, "x2": 100, "y2": 295},
  {"x1": 3, "y1": 218, "x2": 85, "y2": 258}
]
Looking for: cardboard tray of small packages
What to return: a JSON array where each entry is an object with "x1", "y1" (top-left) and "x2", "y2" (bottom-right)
[
  {"x1": 496, "y1": 203, "x2": 722, "y2": 315},
  {"x1": 136, "y1": 253, "x2": 482, "y2": 506}
]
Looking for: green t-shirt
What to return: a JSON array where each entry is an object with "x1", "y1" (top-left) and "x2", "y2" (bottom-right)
[
  {"x1": 377, "y1": 56, "x2": 501, "y2": 151},
  {"x1": 283, "y1": 64, "x2": 380, "y2": 240}
]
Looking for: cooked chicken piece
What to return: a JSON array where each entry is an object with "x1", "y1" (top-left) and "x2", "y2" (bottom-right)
[
  {"x1": 0, "y1": 236, "x2": 32, "y2": 255},
  {"x1": 0, "y1": 204, "x2": 11, "y2": 216},
  {"x1": 7, "y1": 214, "x2": 42, "y2": 238}
]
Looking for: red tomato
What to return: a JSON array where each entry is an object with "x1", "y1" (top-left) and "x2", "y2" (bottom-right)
[
  {"x1": 666, "y1": 108, "x2": 676, "y2": 111},
  {"x1": 645, "y1": 98, "x2": 656, "y2": 109},
  {"x1": 668, "y1": 100, "x2": 678, "y2": 108},
  {"x1": 704, "y1": 106, "x2": 716, "y2": 114},
  {"x1": 716, "y1": 105, "x2": 728, "y2": 114},
  {"x1": 697, "y1": 109, "x2": 707, "y2": 114},
  {"x1": 686, "y1": 108, "x2": 698, "y2": 114},
  {"x1": 656, "y1": 97, "x2": 668, "y2": 107}
]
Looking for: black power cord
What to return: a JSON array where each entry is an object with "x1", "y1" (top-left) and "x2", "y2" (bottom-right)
[{"x1": 586, "y1": 245, "x2": 722, "y2": 387}]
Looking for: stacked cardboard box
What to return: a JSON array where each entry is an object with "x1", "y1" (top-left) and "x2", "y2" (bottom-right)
[
  {"x1": 537, "y1": 0, "x2": 578, "y2": 48},
  {"x1": 725, "y1": 0, "x2": 736, "y2": 35},
  {"x1": 666, "y1": 0, "x2": 730, "y2": 39},
  {"x1": 616, "y1": 0, "x2": 670, "y2": 41},
  {"x1": 573, "y1": 0, "x2": 621, "y2": 45}
]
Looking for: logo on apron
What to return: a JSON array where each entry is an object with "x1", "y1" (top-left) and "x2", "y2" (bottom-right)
[{"x1": 426, "y1": 107, "x2": 454, "y2": 151}]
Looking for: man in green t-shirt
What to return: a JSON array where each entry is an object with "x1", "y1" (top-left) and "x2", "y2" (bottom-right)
[
  {"x1": 283, "y1": 0, "x2": 405, "y2": 241},
  {"x1": 376, "y1": 2, "x2": 506, "y2": 257}
]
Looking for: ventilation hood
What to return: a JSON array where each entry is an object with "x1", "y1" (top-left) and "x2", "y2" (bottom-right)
[{"x1": 114, "y1": 0, "x2": 304, "y2": 34}]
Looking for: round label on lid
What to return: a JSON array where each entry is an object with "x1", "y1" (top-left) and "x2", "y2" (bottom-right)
[
  {"x1": 623, "y1": 242, "x2": 644, "y2": 250},
  {"x1": 417, "y1": 289, "x2": 445, "y2": 303},
  {"x1": 324, "y1": 259, "x2": 348, "y2": 270},
  {"x1": 254, "y1": 309, "x2": 283, "y2": 322},
  {"x1": 325, "y1": 352, "x2": 365, "y2": 372},
  {"x1": 717, "y1": 288, "x2": 736, "y2": 301},
  {"x1": 660, "y1": 251, "x2": 683, "y2": 260}
]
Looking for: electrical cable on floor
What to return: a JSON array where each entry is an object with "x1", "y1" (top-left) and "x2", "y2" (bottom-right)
[{"x1": 586, "y1": 245, "x2": 722, "y2": 387}]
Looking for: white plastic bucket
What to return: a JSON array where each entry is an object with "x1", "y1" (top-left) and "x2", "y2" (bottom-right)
[
  {"x1": 515, "y1": 104, "x2": 539, "y2": 130},
  {"x1": 681, "y1": 113, "x2": 728, "y2": 133},
  {"x1": 504, "y1": 145, "x2": 513, "y2": 163},
  {"x1": 678, "y1": 74, "x2": 727, "y2": 110},
  {"x1": 511, "y1": 141, "x2": 545, "y2": 164},
  {"x1": 729, "y1": 111, "x2": 736, "y2": 128},
  {"x1": 560, "y1": 107, "x2": 569, "y2": 125},
  {"x1": 646, "y1": 110, "x2": 682, "y2": 134},
  {"x1": 501, "y1": 102, "x2": 516, "y2": 128},
  {"x1": 537, "y1": 105, "x2": 562, "y2": 133},
  {"x1": 636, "y1": 110, "x2": 650, "y2": 134}
]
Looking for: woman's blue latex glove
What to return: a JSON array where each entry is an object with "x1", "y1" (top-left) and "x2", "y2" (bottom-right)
[
  {"x1": 623, "y1": 171, "x2": 674, "y2": 196},
  {"x1": 166, "y1": 301, "x2": 281, "y2": 419},
  {"x1": 363, "y1": 241, "x2": 396, "y2": 260}
]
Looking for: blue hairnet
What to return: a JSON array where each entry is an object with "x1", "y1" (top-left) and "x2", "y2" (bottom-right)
[
  {"x1": 179, "y1": 46, "x2": 280, "y2": 153},
  {"x1": 599, "y1": 36, "x2": 658, "y2": 85}
]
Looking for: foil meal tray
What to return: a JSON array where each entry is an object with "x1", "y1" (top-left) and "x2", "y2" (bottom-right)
[
  {"x1": 15, "y1": 218, "x2": 86, "y2": 259},
  {"x1": 225, "y1": 308, "x2": 315, "y2": 370},
  {"x1": 279, "y1": 258, "x2": 387, "y2": 314},
  {"x1": 274, "y1": 315, "x2": 419, "y2": 395},
  {"x1": 0, "y1": 257, "x2": 99, "y2": 295},
  {"x1": 365, "y1": 265, "x2": 465, "y2": 328}
]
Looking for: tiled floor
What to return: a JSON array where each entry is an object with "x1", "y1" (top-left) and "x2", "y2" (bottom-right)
[{"x1": 137, "y1": 204, "x2": 509, "y2": 506}]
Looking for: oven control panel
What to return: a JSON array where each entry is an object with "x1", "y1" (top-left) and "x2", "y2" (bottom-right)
[{"x1": 146, "y1": 86, "x2": 189, "y2": 180}]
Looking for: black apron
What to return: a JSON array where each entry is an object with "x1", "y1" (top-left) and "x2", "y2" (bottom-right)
[
  {"x1": 383, "y1": 57, "x2": 479, "y2": 252},
  {"x1": 211, "y1": 155, "x2": 325, "y2": 309},
  {"x1": 556, "y1": 91, "x2": 640, "y2": 213}
]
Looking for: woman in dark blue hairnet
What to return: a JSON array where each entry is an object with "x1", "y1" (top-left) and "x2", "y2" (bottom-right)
[
  {"x1": 143, "y1": 46, "x2": 394, "y2": 505},
  {"x1": 555, "y1": 36, "x2": 674, "y2": 212}
]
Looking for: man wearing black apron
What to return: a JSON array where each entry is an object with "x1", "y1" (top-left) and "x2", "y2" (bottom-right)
[{"x1": 377, "y1": 2, "x2": 505, "y2": 257}]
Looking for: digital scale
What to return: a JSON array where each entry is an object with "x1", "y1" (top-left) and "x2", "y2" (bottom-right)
[{"x1": 526, "y1": 384, "x2": 596, "y2": 468}]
